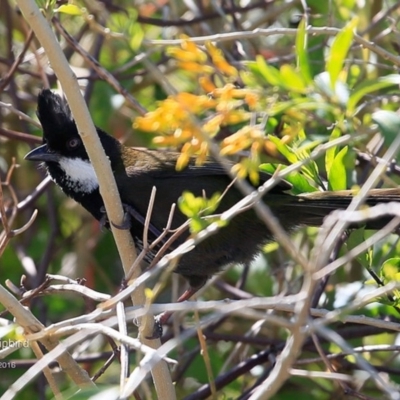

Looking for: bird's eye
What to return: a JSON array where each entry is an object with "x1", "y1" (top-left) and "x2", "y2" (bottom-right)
[{"x1": 67, "y1": 138, "x2": 80, "y2": 150}]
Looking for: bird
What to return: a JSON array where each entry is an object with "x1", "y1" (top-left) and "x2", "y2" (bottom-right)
[{"x1": 25, "y1": 89, "x2": 400, "y2": 322}]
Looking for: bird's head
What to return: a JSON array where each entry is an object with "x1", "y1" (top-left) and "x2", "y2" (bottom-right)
[{"x1": 25, "y1": 89, "x2": 119, "y2": 196}]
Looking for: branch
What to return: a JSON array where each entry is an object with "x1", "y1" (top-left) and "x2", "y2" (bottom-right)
[
  {"x1": 0, "y1": 284, "x2": 94, "y2": 399},
  {"x1": 14, "y1": 1, "x2": 175, "y2": 399}
]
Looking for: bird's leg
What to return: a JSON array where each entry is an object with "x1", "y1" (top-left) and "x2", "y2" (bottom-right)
[
  {"x1": 110, "y1": 203, "x2": 136, "y2": 230},
  {"x1": 148, "y1": 277, "x2": 207, "y2": 339},
  {"x1": 99, "y1": 204, "x2": 134, "y2": 230},
  {"x1": 99, "y1": 204, "x2": 131, "y2": 230},
  {"x1": 112, "y1": 203, "x2": 163, "y2": 239},
  {"x1": 98, "y1": 204, "x2": 136, "y2": 231},
  {"x1": 100, "y1": 203, "x2": 161, "y2": 238},
  {"x1": 99, "y1": 206, "x2": 110, "y2": 231}
]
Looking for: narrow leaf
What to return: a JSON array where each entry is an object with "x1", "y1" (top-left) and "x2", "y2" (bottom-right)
[
  {"x1": 328, "y1": 146, "x2": 348, "y2": 190},
  {"x1": 260, "y1": 164, "x2": 318, "y2": 194},
  {"x1": 280, "y1": 65, "x2": 306, "y2": 92},
  {"x1": 55, "y1": 4, "x2": 82, "y2": 15},
  {"x1": 325, "y1": 127, "x2": 341, "y2": 177},
  {"x1": 295, "y1": 18, "x2": 312, "y2": 83},
  {"x1": 255, "y1": 55, "x2": 283, "y2": 86},
  {"x1": 348, "y1": 74, "x2": 400, "y2": 112},
  {"x1": 267, "y1": 135, "x2": 299, "y2": 164},
  {"x1": 326, "y1": 17, "x2": 358, "y2": 88}
]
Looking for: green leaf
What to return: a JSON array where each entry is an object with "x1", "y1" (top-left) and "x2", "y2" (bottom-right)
[
  {"x1": 178, "y1": 191, "x2": 199, "y2": 217},
  {"x1": 55, "y1": 4, "x2": 83, "y2": 15},
  {"x1": 348, "y1": 74, "x2": 400, "y2": 112},
  {"x1": 129, "y1": 23, "x2": 144, "y2": 51},
  {"x1": 279, "y1": 65, "x2": 306, "y2": 92},
  {"x1": 267, "y1": 135, "x2": 322, "y2": 186},
  {"x1": 381, "y1": 258, "x2": 400, "y2": 283},
  {"x1": 190, "y1": 218, "x2": 205, "y2": 233},
  {"x1": 260, "y1": 164, "x2": 318, "y2": 194},
  {"x1": 372, "y1": 110, "x2": 400, "y2": 148},
  {"x1": 267, "y1": 135, "x2": 299, "y2": 163},
  {"x1": 208, "y1": 192, "x2": 222, "y2": 214},
  {"x1": 326, "y1": 17, "x2": 358, "y2": 88},
  {"x1": 379, "y1": 258, "x2": 400, "y2": 305},
  {"x1": 178, "y1": 191, "x2": 222, "y2": 233},
  {"x1": 325, "y1": 127, "x2": 342, "y2": 176},
  {"x1": 325, "y1": 127, "x2": 350, "y2": 190},
  {"x1": 295, "y1": 18, "x2": 312, "y2": 83},
  {"x1": 251, "y1": 61, "x2": 307, "y2": 93},
  {"x1": 254, "y1": 55, "x2": 283, "y2": 86},
  {"x1": 328, "y1": 146, "x2": 348, "y2": 190}
]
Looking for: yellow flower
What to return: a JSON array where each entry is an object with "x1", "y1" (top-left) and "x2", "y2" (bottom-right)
[
  {"x1": 176, "y1": 152, "x2": 190, "y2": 170},
  {"x1": 224, "y1": 110, "x2": 250, "y2": 124},
  {"x1": 167, "y1": 47, "x2": 205, "y2": 63},
  {"x1": 245, "y1": 92, "x2": 259, "y2": 109},
  {"x1": 203, "y1": 115, "x2": 224, "y2": 136},
  {"x1": 181, "y1": 38, "x2": 203, "y2": 55},
  {"x1": 205, "y1": 42, "x2": 238, "y2": 77},
  {"x1": 214, "y1": 60, "x2": 238, "y2": 77},
  {"x1": 167, "y1": 37, "x2": 208, "y2": 64},
  {"x1": 175, "y1": 93, "x2": 216, "y2": 113},
  {"x1": 231, "y1": 162, "x2": 248, "y2": 179},
  {"x1": 196, "y1": 141, "x2": 209, "y2": 164},
  {"x1": 220, "y1": 126, "x2": 264, "y2": 155},
  {"x1": 199, "y1": 76, "x2": 216, "y2": 93},
  {"x1": 177, "y1": 61, "x2": 214, "y2": 74}
]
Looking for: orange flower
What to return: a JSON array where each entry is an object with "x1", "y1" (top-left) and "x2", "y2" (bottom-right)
[
  {"x1": 175, "y1": 93, "x2": 216, "y2": 113},
  {"x1": 176, "y1": 152, "x2": 190, "y2": 170},
  {"x1": 205, "y1": 42, "x2": 238, "y2": 77},
  {"x1": 214, "y1": 60, "x2": 238, "y2": 77},
  {"x1": 168, "y1": 37, "x2": 208, "y2": 64},
  {"x1": 203, "y1": 114, "x2": 224, "y2": 136},
  {"x1": 220, "y1": 126, "x2": 264, "y2": 155},
  {"x1": 199, "y1": 76, "x2": 216, "y2": 93},
  {"x1": 224, "y1": 110, "x2": 250, "y2": 124},
  {"x1": 167, "y1": 47, "x2": 206, "y2": 63},
  {"x1": 245, "y1": 92, "x2": 259, "y2": 109},
  {"x1": 177, "y1": 61, "x2": 214, "y2": 74}
]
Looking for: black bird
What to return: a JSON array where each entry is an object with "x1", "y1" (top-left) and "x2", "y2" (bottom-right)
[{"x1": 25, "y1": 90, "x2": 400, "y2": 303}]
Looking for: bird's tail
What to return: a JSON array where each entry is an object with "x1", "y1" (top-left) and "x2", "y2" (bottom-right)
[{"x1": 287, "y1": 188, "x2": 400, "y2": 230}]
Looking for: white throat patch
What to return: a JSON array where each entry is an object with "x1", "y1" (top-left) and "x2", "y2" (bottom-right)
[{"x1": 58, "y1": 157, "x2": 99, "y2": 193}]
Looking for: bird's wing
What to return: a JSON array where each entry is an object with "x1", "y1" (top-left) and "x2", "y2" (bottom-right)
[
  {"x1": 125, "y1": 149, "x2": 292, "y2": 192},
  {"x1": 153, "y1": 163, "x2": 292, "y2": 192}
]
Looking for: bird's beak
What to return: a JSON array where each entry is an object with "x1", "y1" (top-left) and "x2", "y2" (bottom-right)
[{"x1": 25, "y1": 144, "x2": 60, "y2": 163}]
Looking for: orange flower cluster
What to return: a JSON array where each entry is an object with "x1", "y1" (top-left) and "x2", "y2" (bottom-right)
[
  {"x1": 167, "y1": 39, "x2": 238, "y2": 78},
  {"x1": 134, "y1": 39, "x2": 266, "y2": 177},
  {"x1": 220, "y1": 125, "x2": 266, "y2": 184}
]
